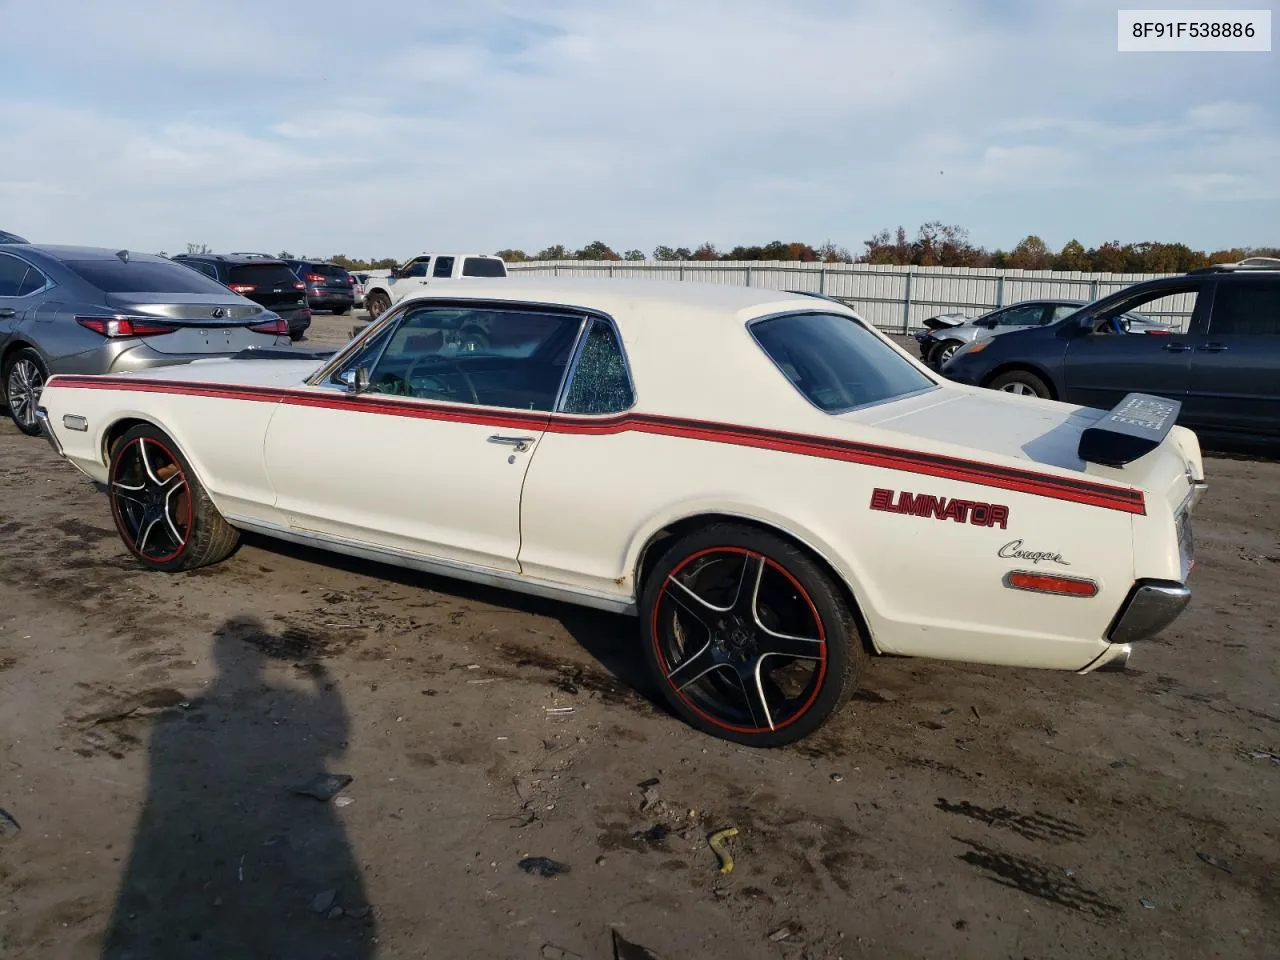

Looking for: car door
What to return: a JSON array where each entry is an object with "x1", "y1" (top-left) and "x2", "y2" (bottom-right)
[
  {"x1": 1061, "y1": 282, "x2": 1205, "y2": 411},
  {"x1": 431, "y1": 256, "x2": 455, "y2": 281},
  {"x1": 261, "y1": 300, "x2": 585, "y2": 571},
  {"x1": 388, "y1": 256, "x2": 432, "y2": 302},
  {"x1": 1184, "y1": 276, "x2": 1280, "y2": 437}
]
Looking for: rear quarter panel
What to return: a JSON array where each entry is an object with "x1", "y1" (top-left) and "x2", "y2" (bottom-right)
[{"x1": 39, "y1": 377, "x2": 284, "y2": 526}]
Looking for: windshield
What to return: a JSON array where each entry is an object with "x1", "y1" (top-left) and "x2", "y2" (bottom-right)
[
  {"x1": 751, "y1": 311, "x2": 935, "y2": 412},
  {"x1": 64, "y1": 258, "x2": 235, "y2": 294}
]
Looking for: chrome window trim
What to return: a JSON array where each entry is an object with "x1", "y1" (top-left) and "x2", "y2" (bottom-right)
[
  {"x1": 747, "y1": 309, "x2": 940, "y2": 416},
  {"x1": 553, "y1": 313, "x2": 639, "y2": 416},
  {"x1": 308, "y1": 297, "x2": 601, "y2": 415},
  {"x1": 0, "y1": 250, "x2": 54, "y2": 299}
]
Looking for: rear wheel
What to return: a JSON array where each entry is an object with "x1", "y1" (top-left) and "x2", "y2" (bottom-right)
[
  {"x1": 107, "y1": 424, "x2": 239, "y2": 572},
  {"x1": 4, "y1": 348, "x2": 47, "y2": 436},
  {"x1": 640, "y1": 523, "x2": 865, "y2": 747},
  {"x1": 332, "y1": 306, "x2": 349, "y2": 316},
  {"x1": 988, "y1": 369, "x2": 1051, "y2": 398},
  {"x1": 366, "y1": 292, "x2": 391, "y2": 319}
]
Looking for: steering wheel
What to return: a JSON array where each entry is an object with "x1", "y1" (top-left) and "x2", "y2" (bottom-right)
[{"x1": 403, "y1": 355, "x2": 479, "y2": 405}]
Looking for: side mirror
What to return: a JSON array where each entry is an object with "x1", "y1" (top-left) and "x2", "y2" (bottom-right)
[{"x1": 337, "y1": 366, "x2": 370, "y2": 394}]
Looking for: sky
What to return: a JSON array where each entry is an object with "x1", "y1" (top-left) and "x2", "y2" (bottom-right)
[{"x1": 0, "y1": 0, "x2": 1276, "y2": 258}]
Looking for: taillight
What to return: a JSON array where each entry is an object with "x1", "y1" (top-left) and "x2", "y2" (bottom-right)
[
  {"x1": 250, "y1": 317, "x2": 289, "y2": 336},
  {"x1": 77, "y1": 316, "x2": 174, "y2": 338},
  {"x1": 347, "y1": 276, "x2": 355, "y2": 285},
  {"x1": 228, "y1": 283, "x2": 256, "y2": 294},
  {"x1": 294, "y1": 281, "x2": 306, "y2": 290},
  {"x1": 304, "y1": 273, "x2": 326, "y2": 282}
]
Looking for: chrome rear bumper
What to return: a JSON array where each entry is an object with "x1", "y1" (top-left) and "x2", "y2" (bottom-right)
[
  {"x1": 34, "y1": 406, "x2": 63, "y2": 456},
  {"x1": 1107, "y1": 579, "x2": 1192, "y2": 645}
]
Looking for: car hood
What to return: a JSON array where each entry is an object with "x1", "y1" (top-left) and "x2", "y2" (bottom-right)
[{"x1": 118, "y1": 356, "x2": 327, "y2": 388}]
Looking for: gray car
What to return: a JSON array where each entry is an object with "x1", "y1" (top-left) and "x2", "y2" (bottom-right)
[
  {"x1": 0, "y1": 245, "x2": 289, "y2": 435},
  {"x1": 917, "y1": 299, "x2": 1168, "y2": 367}
]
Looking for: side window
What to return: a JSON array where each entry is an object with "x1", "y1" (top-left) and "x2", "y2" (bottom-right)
[
  {"x1": 432, "y1": 256, "x2": 455, "y2": 278},
  {"x1": 994, "y1": 304, "x2": 1044, "y2": 326},
  {"x1": 365, "y1": 305, "x2": 583, "y2": 410},
  {"x1": 560, "y1": 319, "x2": 635, "y2": 415},
  {"x1": 1088, "y1": 286, "x2": 1198, "y2": 335},
  {"x1": 402, "y1": 258, "x2": 429, "y2": 278},
  {"x1": 1050, "y1": 304, "x2": 1082, "y2": 323},
  {"x1": 0, "y1": 254, "x2": 29, "y2": 296},
  {"x1": 181, "y1": 260, "x2": 219, "y2": 280},
  {"x1": 16, "y1": 264, "x2": 47, "y2": 296},
  {"x1": 1210, "y1": 281, "x2": 1280, "y2": 336}
]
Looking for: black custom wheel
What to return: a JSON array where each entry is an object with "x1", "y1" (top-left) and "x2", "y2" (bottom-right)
[
  {"x1": 108, "y1": 424, "x2": 239, "y2": 572},
  {"x1": 4, "y1": 347, "x2": 47, "y2": 436},
  {"x1": 640, "y1": 524, "x2": 864, "y2": 747},
  {"x1": 988, "y1": 369, "x2": 1051, "y2": 398},
  {"x1": 366, "y1": 292, "x2": 391, "y2": 319}
]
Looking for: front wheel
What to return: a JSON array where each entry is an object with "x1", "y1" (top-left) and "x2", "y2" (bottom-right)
[
  {"x1": 108, "y1": 424, "x2": 240, "y2": 572},
  {"x1": 931, "y1": 339, "x2": 965, "y2": 367},
  {"x1": 639, "y1": 523, "x2": 865, "y2": 747},
  {"x1": 366, "y1": 292, "x2": 391, "y2": 319},
  {"x1": 4, "y1": 348, "x2": 47, "y2": 436},
  {"x1": 988, "y1": 369, "x2": 1051, "y2": 398}
]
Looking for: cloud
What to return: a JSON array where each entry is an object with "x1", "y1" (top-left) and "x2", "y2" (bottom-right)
[{"x1": 0, "y1": 0, "x2": 1275, "y2": 255}]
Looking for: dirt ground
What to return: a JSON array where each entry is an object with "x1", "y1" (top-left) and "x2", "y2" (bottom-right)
[{"x1": 1, "y1": 312, "x2": 1277, "y2": 960}]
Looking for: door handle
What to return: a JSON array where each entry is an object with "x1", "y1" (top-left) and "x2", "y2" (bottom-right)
[
  {"x1": 1196, "y1": 343, "x2": 1229, "y2": 352},
  {"x1": 0, "y1": 308, "x2": 15, "y2": 319},
  {"x1": 1161, "y1": 342, "x2": 1189, "y2": 353},
  {"x1": 487, "y1": 434, "x2": 534, "y2": 452}
]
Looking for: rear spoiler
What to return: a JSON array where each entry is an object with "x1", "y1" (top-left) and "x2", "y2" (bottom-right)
[{"x1": 1078, "y1": 393, "x2": 1181, "y2": 467}]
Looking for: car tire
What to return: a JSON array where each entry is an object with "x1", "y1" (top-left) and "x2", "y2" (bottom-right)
[
  {"x1": 366, "y1": 293, "x2": 391, "y2": 319},
  {"x1": 3, "y1": 347, "x2": 48, "y2": 436},
  {"x1": 107, "y1": 424, "x2": 240, "y2": 573},
  {"x1": 988, "y1": 369, "x2": 1051, "y2": 398},
  {"x1": 332, "y1": 306, "x2": 349, "y2": 316},
  {"x1": 639, "y1": 522, "x2": 865, "y2": 747},
  {"x1": 931, "y1": 339, "x2": 965, "y2": 367},
  {"x1": 289, "y1": 330, "x2": 306, "y2": 342}
]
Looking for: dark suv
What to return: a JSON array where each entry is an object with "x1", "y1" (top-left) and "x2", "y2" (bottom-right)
[
  {"x1": 282, "y1": 259, "x2": 355, "y2": 315},
  {"x1": 943, "y1": 258, "x2": 1280, "y2": 444},
  {"x1": 172, "y1": 254, "x2": 312, "y2": 341}
]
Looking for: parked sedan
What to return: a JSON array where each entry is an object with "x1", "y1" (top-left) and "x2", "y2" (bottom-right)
[
  {"x1": 918, "y1": 299, "x2": 1167, "y2": 367},
  {"x1": 37, "y1": 279, "x2": 1202, "y2": 746},
  {"x1": 0, "y1": 245, "x2": 290, "y2": 434},
  {"x1": 944, "y1": 260, "x2": 1280, "y2": 444}
]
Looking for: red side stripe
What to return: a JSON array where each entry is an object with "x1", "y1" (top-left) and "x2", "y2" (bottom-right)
[{"x1": 46, "y1": 375, "x2": 1146, "y2": 514}]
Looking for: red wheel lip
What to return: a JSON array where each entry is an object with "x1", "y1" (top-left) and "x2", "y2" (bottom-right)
[
  {"x1": 109, "y1": 436, "x2": 193, "y2": 565},
  {"x1": 651, "y1": 545, "x2": 828, "y2": 736}
]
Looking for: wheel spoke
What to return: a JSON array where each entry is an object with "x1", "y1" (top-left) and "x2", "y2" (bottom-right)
[
  {"x1": 665, "y1": 572, "x2": 732, "y2": 622},
  {"x1": 666, "y1": 639, "x2": 725, "y2": 691},
  {"x1": 163, "y1": 482, "x2": 187, "y2": 544},
  {"x1": 113, "y1": 478, "x2": 146, "y2": 492},
  {"x1": 736, "y1": 661, "x2": 776, "y2": 731},
  {"x1": 728, "y1": 553, "x2": 766, "y2": 619},
  {"x1": 757, "y1": 632, "x2": 825, "y2": 662},
  {"x1": 138, "y1": 440, "x2": 164, "y2": 486},
  {"x1": 137, "y1": 516, "x2": 161, "y2": 555}
]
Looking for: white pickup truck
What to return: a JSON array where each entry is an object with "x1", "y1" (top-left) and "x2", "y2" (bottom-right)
[{"x1": 362, "y1": 253, "x2": 508, "y2": 318}]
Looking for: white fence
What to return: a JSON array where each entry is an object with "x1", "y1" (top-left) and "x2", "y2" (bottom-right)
[{"x1": 507, "y1": 261, "x2": 1193, "y2": 333}]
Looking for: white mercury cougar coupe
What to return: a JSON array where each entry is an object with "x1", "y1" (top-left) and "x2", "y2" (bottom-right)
[{"x1": 36, "y1": 280, "x2": 1205, "y2": 746}]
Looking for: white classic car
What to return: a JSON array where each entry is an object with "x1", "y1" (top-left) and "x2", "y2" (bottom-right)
[{"x1": 35, "y1": 280, "x2": 1205, "y2": 746}]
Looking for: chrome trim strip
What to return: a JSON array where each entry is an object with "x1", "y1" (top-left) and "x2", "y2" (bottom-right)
[
  {"x1": 34, "y1": 406, "x2": 63, "y2": 456},
  {"x1": 223, "y1": 515, "x2": 638, "y2": 615}
]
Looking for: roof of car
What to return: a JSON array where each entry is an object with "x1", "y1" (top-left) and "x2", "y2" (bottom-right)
[
  {"x1": 175, "y1": 253, "x2": 290, "y2": 264},
  {"x1": 398, "y1": 277, "x2": 852, "y2": 323},
  {"x1": 14, "y1": 245, "x2": 169, "y2": 262}
]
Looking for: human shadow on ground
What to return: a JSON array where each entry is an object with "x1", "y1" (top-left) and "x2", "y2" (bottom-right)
[{"x1": 102, "y1": 615, "x2": 374, "y2": 960}]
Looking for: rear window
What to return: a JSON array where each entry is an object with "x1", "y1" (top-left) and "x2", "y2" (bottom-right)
[
  {"x1": 751, "y1": 311, "x2": 935, "y2": 412},
  {"x1": 306, "y1": 263, "x2": 349, "y2": 279},
  {"x1": 1211, "y1": 280, "x2": 1280, "y2": 336},
  {"x1": 463, "y1": 257, "x2": 506, "y2": 278},
  {"x1": 229, "y1": 263, "x2": 299, "y2": 286},
  {"x1": 63, "y1": 258, "x2": 231, "y2": 294}
]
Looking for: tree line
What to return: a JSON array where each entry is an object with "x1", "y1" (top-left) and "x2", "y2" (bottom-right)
[{"x1": 181, "y1": 224, "x2": 1277, "y2": 273}]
